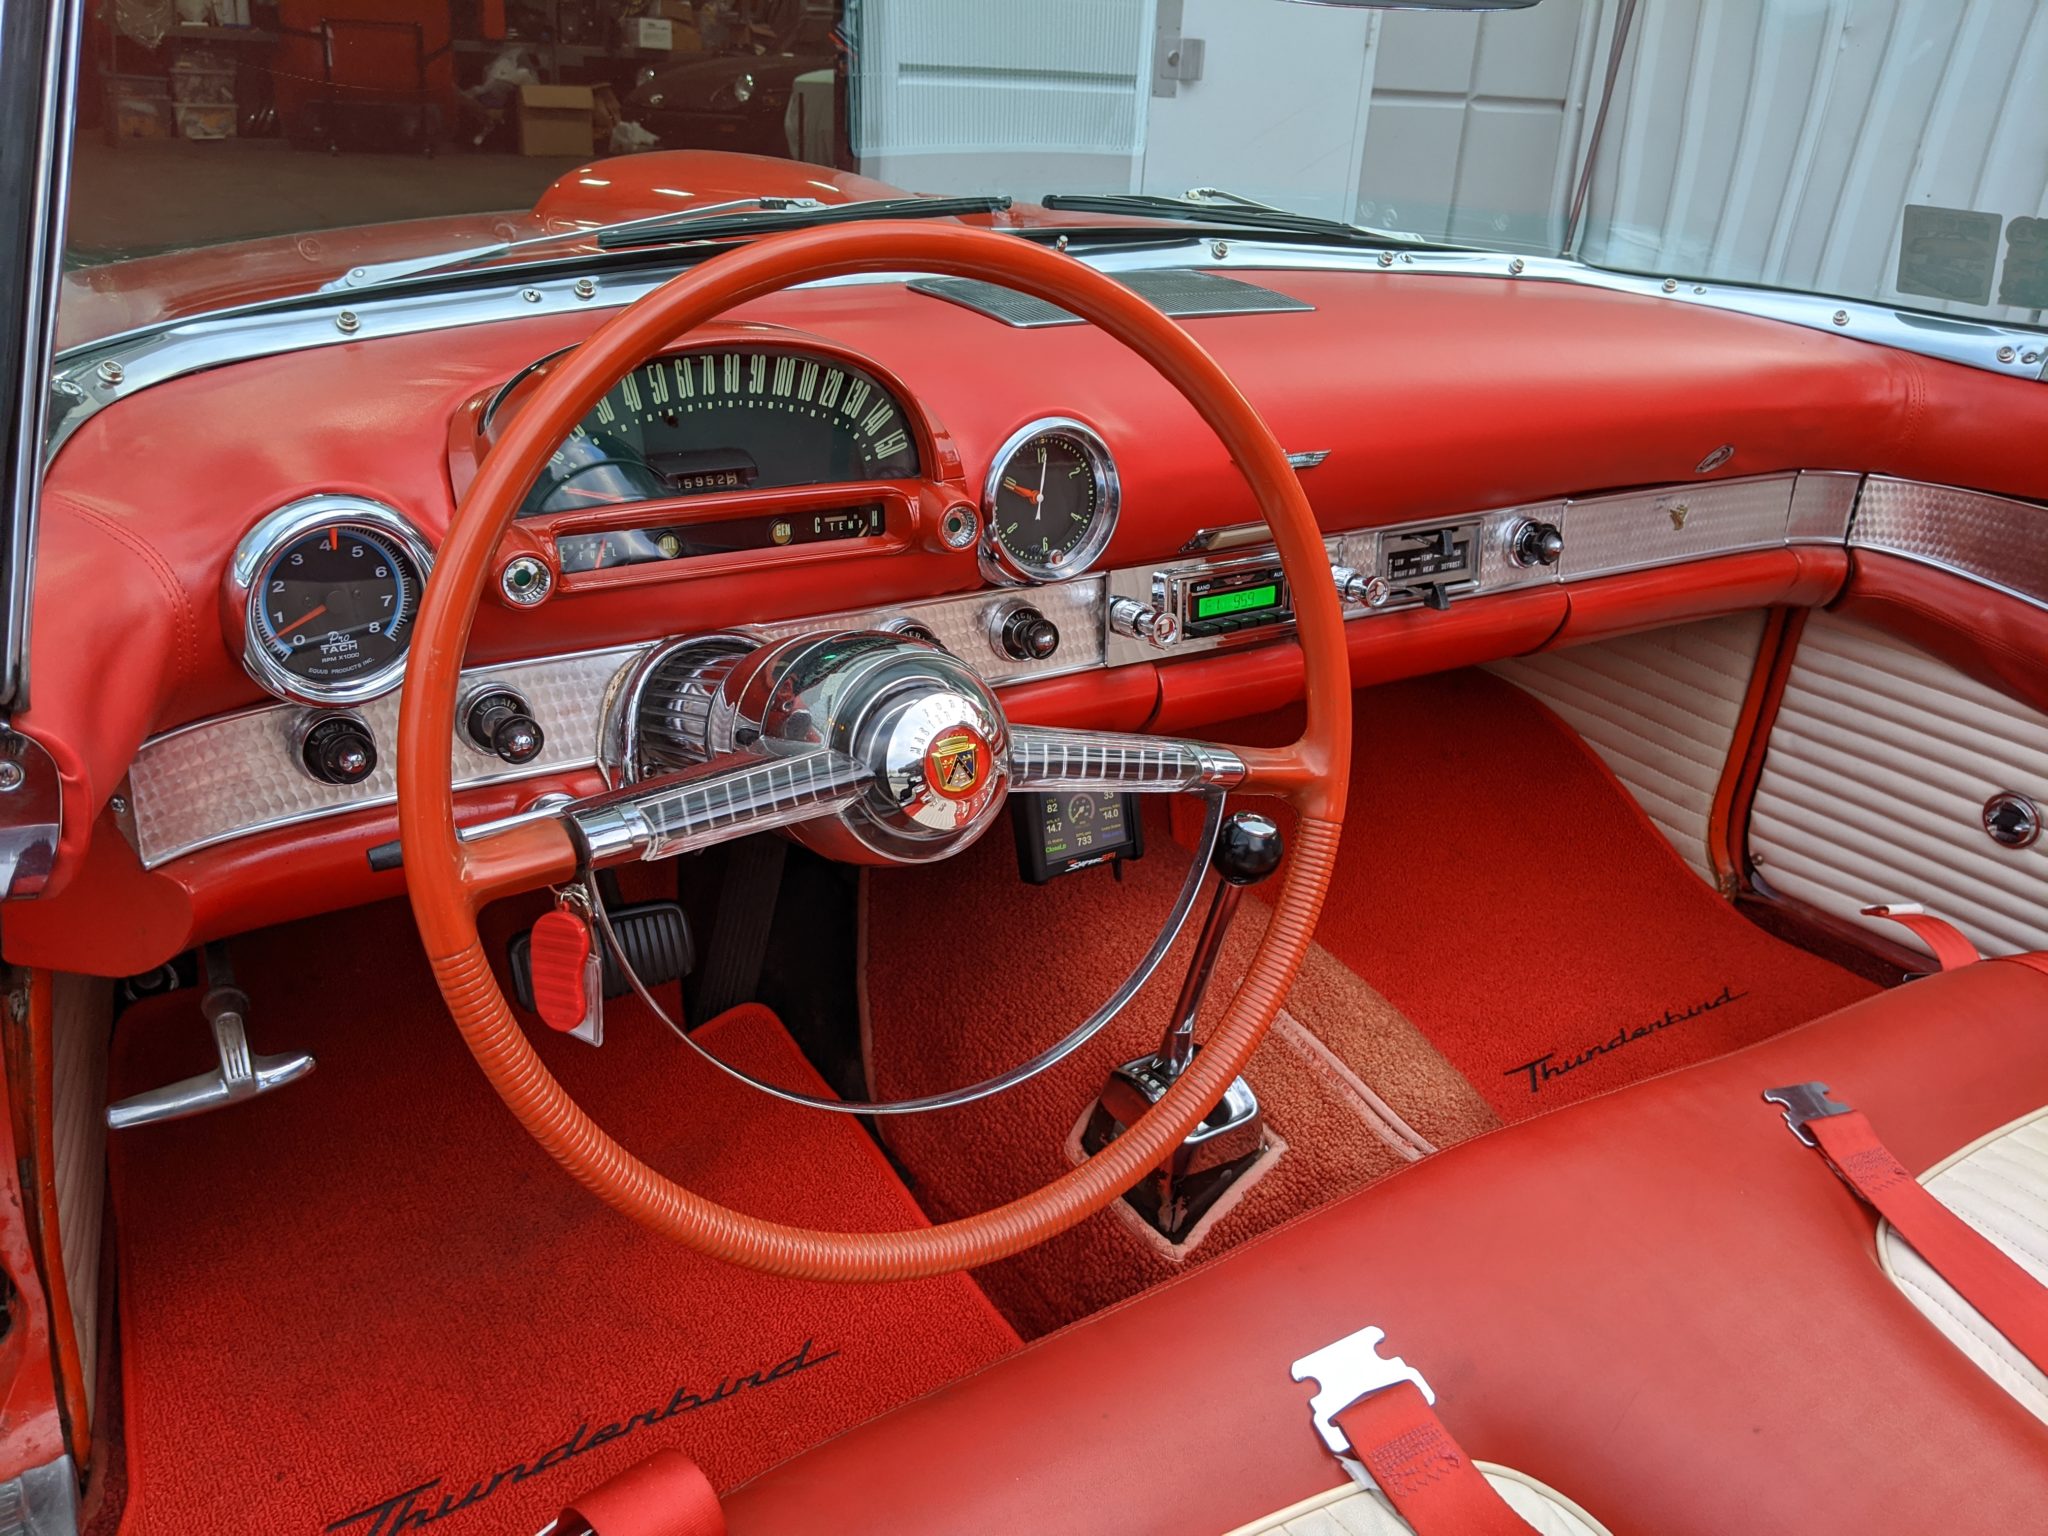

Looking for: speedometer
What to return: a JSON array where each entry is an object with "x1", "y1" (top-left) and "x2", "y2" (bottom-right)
[
  {"x1": 980, "y1": 418, "x2": 1119, "y2": 584},
  {"x1": 514, "y1": 347, "x2": 921, "y2": 515},
  {"x1": 230, "y1": 496, "x2": 432, "y2": 704}
]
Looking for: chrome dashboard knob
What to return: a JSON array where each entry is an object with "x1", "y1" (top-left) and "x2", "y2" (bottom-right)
[
  {"x1": 1108, "y1": 596, "x2": 1181, "y2": 649},
  {"x1": 466, "y1": 688, "x2": 546, "y2": 766},
  {"x1": 298, "y1": 712, "x2": 377, "y2": 786},
  {"x1": 1509, "y1": 518, "x2": 1565, "y2": 568},
  {"x1": 1332, "y1": 565, "x2": 1391, "y2": 608},
  {"x1": 995, "y1": 604, "x2": 1061, "y2": 662}
]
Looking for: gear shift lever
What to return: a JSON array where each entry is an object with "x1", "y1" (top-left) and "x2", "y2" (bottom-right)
[{"x1": 1080, "y1": 812, "x2": 1282, "y2": 1242}]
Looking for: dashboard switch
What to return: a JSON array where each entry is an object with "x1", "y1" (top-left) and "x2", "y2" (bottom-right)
[
  {"x1": 1108, "y1": 597, "x2": 1181, "y2": 650},
  {"x1": 466, "y1": 688, "x2": 546, "y2": 766},
  {"x1": 298, "y1": 713, "x2": 377, "y2": 786},
  {"x1": 996, "y1": 604, "x2": 1061, "y2": 662},
  {"x1": 1510, "y1": 518, "x2": 1565, "y2": 568}
]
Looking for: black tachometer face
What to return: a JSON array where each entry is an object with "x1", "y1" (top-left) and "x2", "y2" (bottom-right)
[
  {"x1": 521, "y1": 348, "x2": 920, "y2": 515},
  {"x1": 253, "y1": 525, "x2": 419, "y2": 689},
  {"x1": 984, "y1": 423, "x2": 1116, "y2": 581}
]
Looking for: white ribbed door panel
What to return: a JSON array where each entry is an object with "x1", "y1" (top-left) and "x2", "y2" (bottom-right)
[
  {"x1": 1749, "y1": 613, "x2": 2048, "y2": 958},
  {"x1": 1489, "y1": 612, "x2": 1767, "y2": 883}
]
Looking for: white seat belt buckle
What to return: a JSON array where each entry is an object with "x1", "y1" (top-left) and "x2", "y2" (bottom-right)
[{"x1": 1292, "y1": 1324, "x2": 1435, "y2": 1455}]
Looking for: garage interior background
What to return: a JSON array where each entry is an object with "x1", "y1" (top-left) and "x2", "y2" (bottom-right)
[{"x1": 67, "y1": 1, "x2": 2048, "y2": 328}]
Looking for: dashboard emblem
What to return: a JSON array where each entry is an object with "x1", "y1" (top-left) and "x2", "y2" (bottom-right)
[{"x1": 925, "y1": 726, "x2": 990, "y2": 801}]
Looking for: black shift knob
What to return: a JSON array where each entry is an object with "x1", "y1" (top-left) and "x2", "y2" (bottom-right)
[{"x1": 1213, "y1": 812, "x2": 1284, "y2": 886}]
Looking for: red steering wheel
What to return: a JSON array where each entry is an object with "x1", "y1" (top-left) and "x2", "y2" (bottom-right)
[{"x1": 398, "y1": 221, "x2": 1351, "y2": 1280}]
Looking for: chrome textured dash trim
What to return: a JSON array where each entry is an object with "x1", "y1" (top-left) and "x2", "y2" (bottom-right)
[
  {"x1": 126, "y1": 646, "x2": 642, "y2": 868},
  {"x1": 1850, "y1": 477, "x2": 2048, "y2": 613},
  {"x1": 1557, "y1": 474, "x2": 1795, "y2": 581},
  {"x1": 47, "y1": 241, "x2": 2044, "y2": 464},
  {"x1": 158, "y1": 468, "x2": 2048, "y2": 873},
  {"x1": 1787, "y1": 470, "x2": 1863, "y2": 544},
  {"x1": 751, "y1": 577, "x2": 1108, "y2": 684}
]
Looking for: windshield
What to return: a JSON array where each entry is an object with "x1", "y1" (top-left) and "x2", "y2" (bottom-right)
[{"x1": 57, "y1": 0, "x2": 2048, "y2": 349}]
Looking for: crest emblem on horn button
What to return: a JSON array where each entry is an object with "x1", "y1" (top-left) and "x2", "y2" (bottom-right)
[{"x1": 925, "y1": 726, "x2": 989, "y2": 801}]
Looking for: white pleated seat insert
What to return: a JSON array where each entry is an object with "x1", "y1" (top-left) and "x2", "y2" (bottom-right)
[
  {"x1": 1879, "y1": 1106, "x2": 2048, "y2": 1424},
  {"x1": 1223, "y1": 1465, "x2": 1610, "y2": 1535}
]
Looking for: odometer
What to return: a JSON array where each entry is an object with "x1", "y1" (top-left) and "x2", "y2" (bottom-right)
[
  {"x1": 516, "y1": 347, "x2": 920, "y2": 515},
  {"x1": 981, "y1": 418, "x2": 1119, "y2": 583},
  {"x1": 232, "y1": 497, "x2": 432, "y2": 704}
]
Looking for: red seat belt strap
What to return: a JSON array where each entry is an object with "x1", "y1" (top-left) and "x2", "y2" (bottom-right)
[
  {"x1": 1766, "y1": 1084, "x2": 2048, "y2": 1378},
  {"x1": 1333, "y1": 1383, "x2": 1533, "y2": 1533},
  {"x1": 1294, "y1": 1326, "x2": 1533, "y2": 1534},
  {"x1": 1861, "y1": 904, "x2": 1980, "y2": 971}
]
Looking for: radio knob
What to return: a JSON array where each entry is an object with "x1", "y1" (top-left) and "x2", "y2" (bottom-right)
[
  {"x1": 997, "y1": 605, "x2": 1061, "y2": 662},
  {"x1": 1108, "y1": 597, "x2": 1181, "y2": 650},
  {"x1": 300, "y1": 713, "x2": 377, "y2": 786},
  {"x1": 1510, "y1": 518, "x2": 1565, "y2": 568}
]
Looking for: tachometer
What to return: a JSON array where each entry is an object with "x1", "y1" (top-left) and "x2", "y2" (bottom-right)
[
  {"x1": 231, "y1": 496, "x2": 432, "y2": 704},
  {"x1": 516, "y1": 347, "x2": 921, "y2": 515},
  {"x1": 981, "y1": 418, "x2": 1119, "y2": 583}
]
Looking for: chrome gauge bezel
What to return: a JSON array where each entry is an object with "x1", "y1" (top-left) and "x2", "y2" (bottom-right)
[
  {"x1": 230, "y1": 494, "x2": 435, "y2": 706},
  {"x1": 978, "y1": 416, "x2": 1121, "y2": 585}
]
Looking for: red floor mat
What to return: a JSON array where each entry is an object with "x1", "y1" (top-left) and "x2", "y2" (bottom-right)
[
  {"x1": 1249, "y1": 671, "x2": 1879, "y2": 1120},
  {"x1": 104, "y1": 904, "x2": 1016, "y2": 1536}
]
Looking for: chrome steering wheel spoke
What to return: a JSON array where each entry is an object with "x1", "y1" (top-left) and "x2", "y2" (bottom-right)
[
  {"x1": 570, "y1": 747, "x2": 871, "y2": 862},
  {"x1": 1008, "y1": 724, "x2": 1247, "y2": 793}
]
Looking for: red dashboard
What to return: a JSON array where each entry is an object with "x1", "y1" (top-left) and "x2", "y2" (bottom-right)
[{"x1": 12, "y1": 256, "x2": 2047, "y2": 975}]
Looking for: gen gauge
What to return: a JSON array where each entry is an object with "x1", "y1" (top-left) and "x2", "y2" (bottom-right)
[
  {"x1": 980, "y1": 418, "x2": 1119, "y2": 584},
  {"x1": 229, "y1": 495, "x2": 433, "y2": 704}
]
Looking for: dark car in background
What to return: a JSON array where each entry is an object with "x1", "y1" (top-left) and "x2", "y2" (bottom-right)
[{"x1": 624, "y1": 2, "x2": 835, "y2": 160}]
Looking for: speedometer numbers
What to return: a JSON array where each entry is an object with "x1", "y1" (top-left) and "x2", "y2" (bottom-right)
[
  {"x1": 522, "y1": 348, "x2": 920, "y2": 515},
  {"x1": 980, "y1": 419, "x2": 1120, "y2": 584},
  {"x1": 232, "y1": 496, "x2": 432, "y2": 705}
]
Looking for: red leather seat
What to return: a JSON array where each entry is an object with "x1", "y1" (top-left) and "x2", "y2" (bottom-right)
[{"x1": 722, "y1": 958, "x2": 2048, "y2": 1535}]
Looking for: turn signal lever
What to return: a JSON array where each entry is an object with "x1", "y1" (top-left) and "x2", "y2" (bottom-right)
[{"x1": 1080, "y1": 812, "x2": 1279, "y2": 1243}]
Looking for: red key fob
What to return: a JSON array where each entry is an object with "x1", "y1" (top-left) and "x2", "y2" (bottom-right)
[{"x1": 529, "y1": 906, "x2": 593, "y2": 1032}]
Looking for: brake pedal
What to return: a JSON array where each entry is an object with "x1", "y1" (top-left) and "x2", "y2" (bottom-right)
[{"x1": 107, "y1": 944, "x2": 315, "y2": 1130}]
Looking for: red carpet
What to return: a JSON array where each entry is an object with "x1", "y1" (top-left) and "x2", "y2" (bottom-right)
[
  {"x1": 1232, "y1": 672, "x2": 1880, "y2": 1120},
  {"x1": 862, "y1": 803, "x2": 1498, "y2": 1336},
  {"x1": 103, "y1": 903, "x2": 1016, "y2": 1536}
]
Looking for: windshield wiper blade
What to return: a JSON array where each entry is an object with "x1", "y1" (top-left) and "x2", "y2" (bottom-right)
[
  {"x1": 596, "y1": 194, "x2": 1014, "y2": 249},
  {"x1": 320, "y1": 196, "x2": 832, "y2": 294},
  {"x1": 1039, "y1": 191, "x2": 1457, "y2": 250}
]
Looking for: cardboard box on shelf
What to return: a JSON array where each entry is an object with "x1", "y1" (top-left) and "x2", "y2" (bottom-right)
[
  {"x1": 628, "y1": 16, "x2": 671, "y2": 51},
  {"x1": 516, "y1": 83, "x2": 594, "y2": 156}
]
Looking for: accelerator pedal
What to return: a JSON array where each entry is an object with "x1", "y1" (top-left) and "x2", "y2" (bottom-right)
[
  {"x1": 107, "y1": 943, "x2": 315, "y2": 1130},
  {"x1": 510, "y1": 900, "x2": 693, "y2": 1016}
]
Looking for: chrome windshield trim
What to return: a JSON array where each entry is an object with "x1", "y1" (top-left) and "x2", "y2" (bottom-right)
[
  {"x1": 7, "y1": 0, "x2": 84, "y2": 712},
  {"x1": 46, "y1": 238, "x2": 2046, "y2": 464}
]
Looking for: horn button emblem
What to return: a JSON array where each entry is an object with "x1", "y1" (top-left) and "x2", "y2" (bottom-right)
[
  {"x1": 876, "y1": 689, "x2": 1007, "y2": 837},
  {"x1": 926, "y1": 725, "x2": 991, "y2": 801}
]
